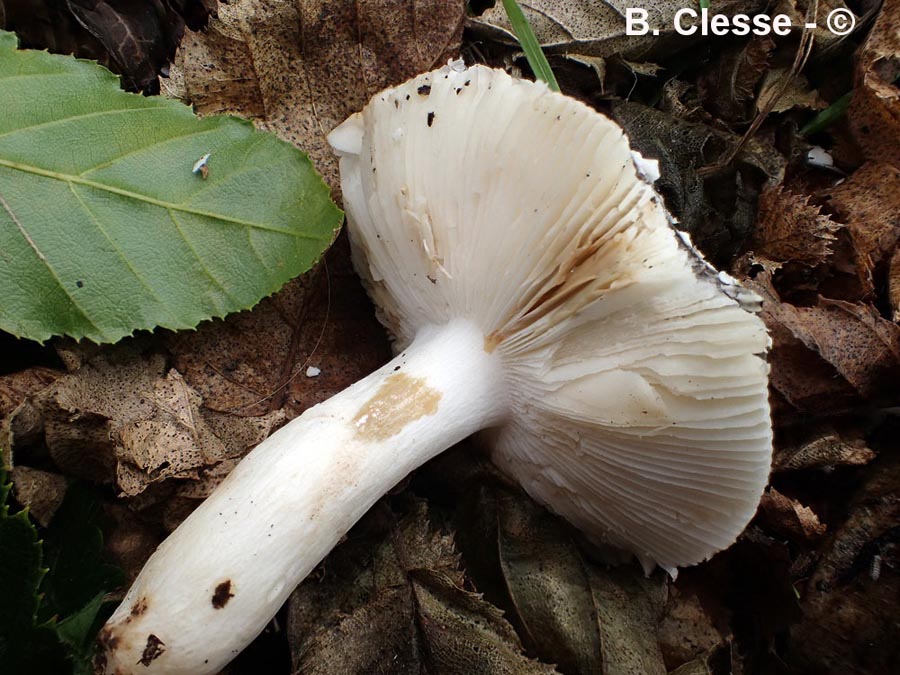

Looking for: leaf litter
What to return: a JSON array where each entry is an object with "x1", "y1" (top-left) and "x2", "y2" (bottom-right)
[{"x1": 3, "y1": 0, "x2": 900, "y2": 673}]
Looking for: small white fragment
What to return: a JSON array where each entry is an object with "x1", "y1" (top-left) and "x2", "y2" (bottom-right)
[
  {"x1": 717, "y1": 270, "x2": 739, "y2": 286},
  {"x1": 631, "y1": 150, "x2": 660, "y2": 184},
  {"x1": 446, "y1": 58, "x2": 466, "y2": 73},
  {"x1": 305, "y1": 366, "x2": 321, "y2": 378},
  {"x1": 870, "y1": 554, "x2": 882, "y2": 581},
  {"x1": 806, "y1": 146, "x2": 834, "y2": 169}
]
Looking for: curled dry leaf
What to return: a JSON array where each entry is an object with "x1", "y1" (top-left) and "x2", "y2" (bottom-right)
[
  {"x1": 697, "y1": 37, "x2": 774, "y2": 125},
  {"x1": 742, "y1": 266, "x2": 900, "y2": 404},
  {"x1": 113, "y1": 369, "x2": 285, "y2": 497},
  {"x1": 774, "y1": 426, "x2": 876, "y2": 472},
  {"x1": 734, "y1": 265, "x2": 856, "y2": 412},
  {"x1": 826, "y1": 162, "x2": 900, "y2": 297},
  {"x1": 590, "y1": 565, "x2": 668, "y2": 675},
  {"x1": 454, "y1": 482, "x2": 668, "y2": 675},
  {"x1": 9, "y1": 465, "x2": 67, "y2": 527},
  {"x1": 849, "y1": 0, "x2": 900, "y2": 167},
  {"x1": 756, "y1": 68, "x2": 826, "y2": 114},
  {"x1": 5, "y1": 347, "x2": 285, "y2": 499},
  {"x1": 758, "y1": 488, "x2": 827, "y2": 543},
  {"x1": 286, "y1": 499, "x2": 556, "y2": 675},
  {"x1": 164, "y1": 0, "x2": 466, "y2": 193},
  {"x1": 455, "y1": 483, "x2": 603, "y2": 674},
  {"x1": 611, "y1": 101, "x2": 784, "y2": 264},
  {"x1": 772, "y1": 298, "x2": 900, "y2": 397},
  {"x1": 0, "y1": 367, "x2": 60, "y2": 418},
  {"x1": 657, "y1": 588, "x2": 726, "y2": 671},
  {"x1": 751, "y1": 185, "x2": 840, "y2": 266}
]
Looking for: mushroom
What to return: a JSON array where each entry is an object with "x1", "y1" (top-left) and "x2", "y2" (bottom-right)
[{"x1": 97, "y1": 63, "x2": 771, "y2": 674}]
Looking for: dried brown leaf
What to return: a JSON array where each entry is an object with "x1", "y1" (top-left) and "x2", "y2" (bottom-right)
[
  {"x1": 697, "y1": 37, "x2": 774, "y2": 124},
  {"x1": 65, "y1": 0, "x2": 186, "y2": 91},
  {"x1": 6, "y1": 346, "x2": 286, "y2": 498},
  {"x1": 455, "y1": 484, "x2": 604, "y2": 674},
  {"x1": 0, "y1": 366, "x2": 60, "y2": 418},
  {"x1": 774, "y1": 426, "x2": 876, "y2": 471},
  {"x1": 167, "y1": 238, "x2": 390, "y2": 420},
  {"x1": 756, "y1": 68, "x2": 826, "y2": 114},
  {"x1": 113, "y1": 369, "x2": 285, "y2": 497},
  {"x1": 287, "y1": 499, "x2": 556, "y2": 674},
  {"x1": 772, "y1": 297, "x2": 900, "y2": 396},
  {"x1": 758, "y1": 488, "x2": 827, "y2": 542},
  {"x1": 849, "y1": 0, "x2": 900, "y2": 167},
  {"x1": 826, "y1": 163, "x2": 900, "y2": 297},
  {"x1": 736, "y1": 268, "x2": 859, "y2": 412},
  {"x1": 10, "y1": 465, "x2": 67, "y2": 527},
  {"x1": 610, "y1": 101, "x2": 784, "y2": 264},
  {"x1": 590, "y1": 565, "x2": 668, "y2": 675},
  {"x1": 752, "y1": 185, "x2": 840, "y2": 265},
  {"x1": 455, "y1": 483, "x2": 668, "y2": 675},
  {"x1": 658, "y1": 588, "x2": 725, "y2": 670},
  {"x1": 889, "y1": 244, "x2": 900, "y2": 321},
  {"x1": 789, "y1": 453, "x2": 900, "y2": 673},
  {"x1": 767, "y1": 336, "x2": 858, "y2": 412},
  {"x1": 165, "y1": 0, "x2": 465, "y2": 193}
]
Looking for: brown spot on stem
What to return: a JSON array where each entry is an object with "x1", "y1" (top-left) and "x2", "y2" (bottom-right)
[
  {"x1": 138, "y1": 634, "x2": 165, "y2": 666},
  {"x1": 353, "y1": 373, "x2": 441, "y2": 441},
  {"x1": 97, "y1": 626, "x2": 119, "y2": 652},
  {"x1": 212, "y1": 580, "x2": 235, "y2": 608},
  {"x1": 131, "y1": 597, "x2": 148, "y2": 617}
]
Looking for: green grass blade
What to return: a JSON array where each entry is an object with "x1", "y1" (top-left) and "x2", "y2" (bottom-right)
[
  {"x1": 500, "y1": 0, "x2": 560, "y2": 92},
  {"x1": 799, "y1": 91, "x2": 851, "y2": 136}
]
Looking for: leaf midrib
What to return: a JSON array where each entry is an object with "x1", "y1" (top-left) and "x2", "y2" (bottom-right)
[{"x1": 0, "y1": 157, "x2": 321, "y2": 239}]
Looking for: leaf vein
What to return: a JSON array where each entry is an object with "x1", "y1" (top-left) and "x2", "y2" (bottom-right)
[
  {"x1": 67, "y1": 183, "x2": 174, "y2": 316},
  {"x1": 0, "y1": 158, "x2": 325, "y2": 239},
  {"x1": 0, "y1": 106, "x2": 163, "y2": 142},
  {"x1": 165, "y1": 209, "x2": 240, "y2": 308},
  {"x1": 0, "y1": 192, "x2": 102, "y2": 336}
]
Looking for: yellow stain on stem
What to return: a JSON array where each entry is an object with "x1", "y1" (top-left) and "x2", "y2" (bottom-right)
[{"x1": 353, "y1": 373, "x2": 441, "y2": 441}]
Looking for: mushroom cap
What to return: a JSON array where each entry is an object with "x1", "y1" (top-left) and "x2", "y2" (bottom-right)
[{"x1": 328, "y1": 63, "x2": 771, "y2": 572}]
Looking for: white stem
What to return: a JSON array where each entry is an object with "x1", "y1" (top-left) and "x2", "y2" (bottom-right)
[{"x1": 98, "y1": 320, "x2": 507, "y2": 674}]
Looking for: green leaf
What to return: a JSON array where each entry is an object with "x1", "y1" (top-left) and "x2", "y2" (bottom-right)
[
  {"x1": 0, "y1": 30, "x2": 342, "y2": 344},
  {"x1": 38, "y1": 482, "x2": 124, "y2": 621},
  {"x1": 500, "y1": 0, "x2": 560, "y2": 92},
  {"x1": 0, "y1": 468, "x2": 70, "y2": 674},
  {"x1": 56, "y1": 591, "x2": 106, "y2": 652},
  {"x1": 0, "y1": 470, "x2": 124, "y2": 674}
]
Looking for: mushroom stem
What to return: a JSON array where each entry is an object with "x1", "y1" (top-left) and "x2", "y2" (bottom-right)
[{"x1": 98, "y1": 319, "x2": 508, "y2": 675}]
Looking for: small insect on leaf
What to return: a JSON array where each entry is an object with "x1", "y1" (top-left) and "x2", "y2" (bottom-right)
[{"x1": 192, "y1": 152, "x2": 212, "y2": 180}]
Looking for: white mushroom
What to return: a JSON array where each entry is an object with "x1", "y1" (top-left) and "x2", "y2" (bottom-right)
[{"x1": 97, "y1": 63, "x2": 771, "y2": 674}]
